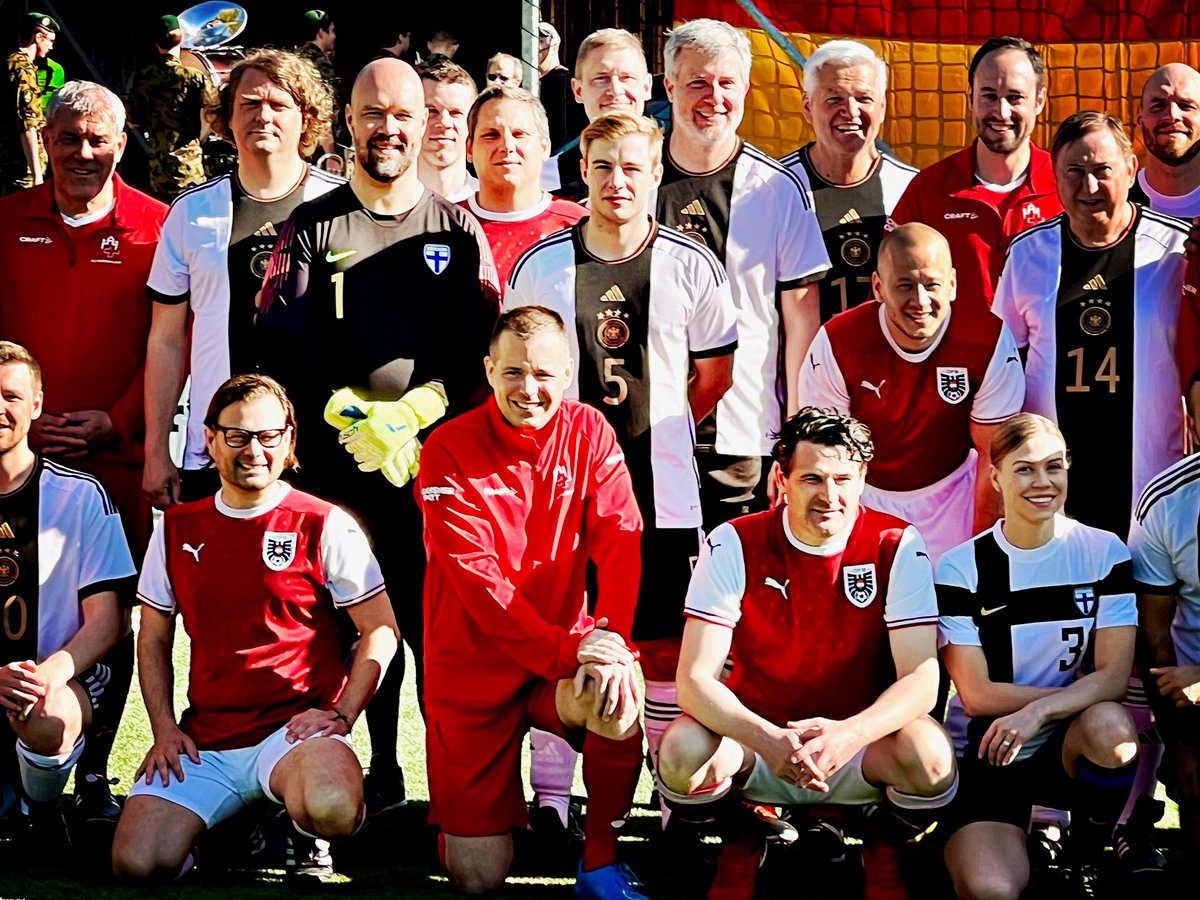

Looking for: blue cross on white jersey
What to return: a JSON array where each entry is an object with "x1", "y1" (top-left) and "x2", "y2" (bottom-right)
[{"x1": 424, "y1": 243, "x2": 451, "y2": 275}]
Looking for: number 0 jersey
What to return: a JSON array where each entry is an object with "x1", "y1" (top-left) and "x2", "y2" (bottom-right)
[
  {"x1": 780, "y1": 144, "x2": 918, "y2": 321},
  {"x1": 936, "y1": 515, "x2": 1137, "y2": 759},
  {"x1": 0, "y1": 458, "x2": 135, "y2": 665},
  {"x1": 506, "y1": 219, "x2": 738, "y2": 528},
  {"x1": 994, "y1": 207, "x2": 1188, "y2": 538}
]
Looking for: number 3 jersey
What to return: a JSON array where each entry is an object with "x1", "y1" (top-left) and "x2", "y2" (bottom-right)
[
  {"x1": 506, "y1": 219, "x2": 738, "y2": 528},
  {"x1": 0, "y1": 459, "x2": 135, "y2": 666},
  {"x1": 936, "y1": 514, "x2": 1137, "y2": 759},
  {"x1": 994, "y1": 207, "x2": 1188, "y2": 538}
]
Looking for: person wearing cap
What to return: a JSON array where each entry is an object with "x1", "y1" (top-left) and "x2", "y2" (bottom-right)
[
  {"x1": 127, "y1": 14, "x2": 214, "y2": 201},
  {"x1": 538, "y1": 22, "x2": 584, "y2": 152},
  {"x1": 296, "y1": 10, "x2": 336, "y2": 89},
  {"x1": 1, "y1": 12, "x2": 58, "y2": 193}
]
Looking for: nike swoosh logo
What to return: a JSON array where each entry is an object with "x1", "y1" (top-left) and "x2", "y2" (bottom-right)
[
  {"x1": 326, "y1": 249, "x2": 358, "y2": 263},
  {"x1": 980, "y1": 606, "x2": 1007, "y2": 616}
]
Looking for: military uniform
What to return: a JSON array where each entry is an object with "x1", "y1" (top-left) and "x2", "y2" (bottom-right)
[
  {"x1": 296, "y1": 41, "x2": 336, "y2": 88},
  {"x1": 1, "y1": 51, "x2": 45, "y2": 194},
  {"x1": 128, "y1": 55, "x2": 212, "y2": 200}
]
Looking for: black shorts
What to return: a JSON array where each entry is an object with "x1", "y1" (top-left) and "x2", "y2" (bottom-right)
[
  {"x1": 630, "y1": 527, "x2": 701, "y2": 642},
  {"x1": 696, "y1": 453, "x2": 772, "y2": 532},
  {"x1": 946, "y1": 721, "x2": 1073, "y2": 832}
]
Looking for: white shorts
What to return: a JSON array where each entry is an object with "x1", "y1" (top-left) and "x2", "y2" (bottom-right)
[
  {"x1": 741, "y1": 746, "x2": 882, "y2": 807},
  {"x1": 864, "y1": 451, "x2": 976, "y2": 565},
  {"x1": 127, "y1": 725, "x2": 353, "y2": 827}
]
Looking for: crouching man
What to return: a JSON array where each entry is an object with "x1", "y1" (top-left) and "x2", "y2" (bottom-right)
[
  {"x1": 657, "y1": 408, "x2": 958, "y2": 899},
  {"x1": 112, "y1": 374, "x2": 399, "y2": 882}
]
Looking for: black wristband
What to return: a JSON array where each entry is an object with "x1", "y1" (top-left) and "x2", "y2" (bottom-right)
[{"x1": 332, "y1": 710, "x2": 350, "y2": 726}]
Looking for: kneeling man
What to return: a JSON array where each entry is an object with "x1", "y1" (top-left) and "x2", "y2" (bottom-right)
[
  {"x1": 417, "y1": 307, "x2": 646, "y2": 898},
  {"x1": 112, "y1": 374, "x2": 399, "y2": 881},
  {"x1": 657, "y1": 408, "x2": 958, "y2": 898}
]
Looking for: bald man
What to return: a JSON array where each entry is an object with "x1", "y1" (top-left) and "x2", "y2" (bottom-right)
[
  {"x1": 797, "y1": 223, "x2": 1025, "y2": 562},
  {"x1": 258, "y1": 57, "x2": 501, "y2": 813},
  {"x1": 1135, "y1": 64, "x2": 1200, "y2": 217}
]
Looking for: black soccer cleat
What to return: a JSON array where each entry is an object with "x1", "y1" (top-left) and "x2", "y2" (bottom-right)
[
  {"x1": 74, "y1": 774, "x2": 122, "y2": 823},
  {"x1": 363, "y1": 765, "x2": 407, "y2": 817}
]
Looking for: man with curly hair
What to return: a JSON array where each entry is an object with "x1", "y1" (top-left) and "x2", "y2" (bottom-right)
[{"x1": 142, "y1": 49, "x2": 343, "y2": 508}]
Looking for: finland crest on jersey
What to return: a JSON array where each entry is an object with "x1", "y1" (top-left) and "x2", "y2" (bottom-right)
[
  {"x1": 937, "y1": 366, "x2": 969, "y2": 404},
  {"x1": 423, "y1": 243, "x2": 451, "y2": 275},
  {"x1": 1074, "y1": 587, "x2": 1097, "y2": 616},
  {"x1": 844, "y1": 563, "x2": 878, "y2": 607},
  {"x1": 263, "y1": 531, "x2": 298, "y2": 571}
]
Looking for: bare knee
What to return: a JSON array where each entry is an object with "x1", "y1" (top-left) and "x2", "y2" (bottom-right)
[
  {"x1": 657, "y1": 715, "x2": 720, "y2": 794},
  {"x1": 445, "y1": 839, "x2": 511, "y2": 894},
  {"x1": 889, "y1": 716, "x2": 956, "y2": 794},
  {"x1": 112, "y1": 830, "x2": 188, "y2": 881},
  {"x1": 953, "y1": 870, "x2": 1025, "y2": 900},
  {"x1": 1077, "y1": 702, "x2": 1138, "y2": 766},
  {"x1": 293, "y1": 781, "x2": 361, "y2": 839}
]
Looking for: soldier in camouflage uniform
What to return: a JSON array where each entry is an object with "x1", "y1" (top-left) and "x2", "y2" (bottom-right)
[
  {"x1": 1, "y1": 13, "x2": 57, "y2": 194},
  {"x1": 296, "y1": 10, "x2": 336, "y2": 88},
  {"x1": 128, "y1": 15, "x2": 213, "y2": 200}
]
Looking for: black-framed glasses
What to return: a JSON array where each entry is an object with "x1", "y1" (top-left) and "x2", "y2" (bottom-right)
[{"x1": 213, "y1": 425, "x2": 291, "y2": 448}]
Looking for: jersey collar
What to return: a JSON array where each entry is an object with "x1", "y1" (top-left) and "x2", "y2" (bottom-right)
[
  {"x1": 214, "y1": 481, "x2": 291, "y2": 519},
  {"x1": 466, "y1": 191, "x2": 552, "y2": 222},
  {"x1": 877, "y1": 301, "x2": 952, "y2": 363},
  {"x1": 781, "y1": 504, "x2": 854, "y2": 556}
]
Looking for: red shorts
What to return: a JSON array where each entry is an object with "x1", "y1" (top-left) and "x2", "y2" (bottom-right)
[{"x1": 425, "y1": 677, "x2": 586, "y2": 837}]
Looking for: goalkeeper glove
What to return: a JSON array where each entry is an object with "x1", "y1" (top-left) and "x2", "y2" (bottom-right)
[{"x1": 323, "y1": 385, "x2": 447, "y2": 487}]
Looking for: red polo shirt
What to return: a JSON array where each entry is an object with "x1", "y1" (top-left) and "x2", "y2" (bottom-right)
[
  {"x1": 890, "y1": 141, "x2": 1061, "y2": 310},
  {"x1": 0, "y1": 176, "x2": 165, "y2": 457}
]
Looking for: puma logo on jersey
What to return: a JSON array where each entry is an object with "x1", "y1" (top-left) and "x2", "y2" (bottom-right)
[
  {"x1": 915, "y1": 551, "x2": 929, "y2": 559},
  {"x1": 980, "y1": 605, "x2": 1007, "y2": 616},
  {"x1": 765, "y1": 577, "x2": 790, "y2": 599},
  {"x1": 326, "y1": 249, "x2": 358, "y2": 263},
  {"x1": 1082, "y1": 274, "x2": 1107, "y2": 291},
  {"x1": 182, "y1": 543, "x2": 205, "y2": 562},
  {"x1": 680, "y1": 199, "x2": 705, "y2": 216},
  {"x1": 0, "y1": 522, "x2": 13, "y2": 539},
  {"x1": 600, "y1": 285, "x2": 626, "y2": 304},
  {"x1": 838, "y1": 208, "x2": 862, "y2": 224},
  {"x1": 809, "y1": 356, "x2": 820, "y2": 370},
  {"x1": 705, "y1": 536, "x2": 722, "y2": 554},
  {"x1": 861, "y1": 379, "x2": 885, "y2": 399},
  {"x1": 254, "y1": 222, "x2": 278, "y2": 238}
]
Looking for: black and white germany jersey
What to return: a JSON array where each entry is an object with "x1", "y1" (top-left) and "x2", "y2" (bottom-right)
[
  {"x1": 780, "y1": 143, "x2": 917, "y2": 321},
  {"x1": 0, "y1": 459, "x2": 135, "y2": 665},
  {"x1": 994, "y1": 206, "x2": 1188, "y2": 538},
  {"x1": 653, "y1": 140, "x2": 830, "y2": 457},
  {"x1": 937, "y1": 515, "x2": 1137, "y2": 759},
  {"x1": 506, "y1": 219, "x2": 738, "y2": 528}
]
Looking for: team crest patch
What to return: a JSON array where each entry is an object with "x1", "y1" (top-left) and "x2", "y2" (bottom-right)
[
  {"x1": 843, "y1": 564, "x2": 877, "y2": 607},
  {"x1": 936, "y1": 367, "x2": 969, "y2": 404},
  {"x1": 0, "y1": 553, "x2": 17, "y2": 587},
  {"x1": 1074, "y1": 587, "x2": 1097, "y2": 616},
  {"x1": 596, "y1": 310, "x2": 630, "y2": 349},
  {"x1": 840, "y1": 233, "x2": 871, "y2": 267},
  {"x1": 100, "y1": 235, "x2": 120, "y2": 258},
  {"x1": 423, "y1": 243, "x2": 451, "y2": 275},
  {"x1": 262, "y1": 531, "x2": 298, "y2": 571}
]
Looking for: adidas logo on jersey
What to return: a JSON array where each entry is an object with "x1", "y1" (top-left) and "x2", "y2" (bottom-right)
[
  {"x1": 600, "y1": 285, "x2": 626, "y2": 304},
  {"x1": 680, "y1": 199, "x2": 705, "y2": 216},
  {"x1": 838, "y1": 208, "x2": 862, "y2": 224},
  {"x1": 1083, "y1": 274, "x2": 1107, "y2": 291},
  {"x1": 254, "y1": 222, "x2": 278, "y2": 238},
  {"x1": 0, "y1": 522, "x2": 12, "y2": 539}
]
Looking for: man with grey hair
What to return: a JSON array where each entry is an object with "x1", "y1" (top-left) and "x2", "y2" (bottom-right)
[
  {"x1": 486, "y1": 52, "x2": 523, "y2": 88},
  {"x1": 648, "y1": 15, "x2": 829, "y2": 818},
  {"x1": 782, "y1": 40, "x2": 918, "y2": 327},
  {"x1": 1134, "y1": 62, "x2": 1200, "y2": 216},
  {"x1": 0, "y1": 78, "x2": 167, "y2": 823}
]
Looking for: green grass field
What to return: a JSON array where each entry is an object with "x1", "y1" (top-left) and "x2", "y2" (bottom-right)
[{"x1": 0, "y1": 611, "x2": 1188, "y2": 898}]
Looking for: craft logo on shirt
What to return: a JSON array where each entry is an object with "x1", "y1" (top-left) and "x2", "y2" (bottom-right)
[
  {"x1": 936, "y1": 367, "x2": 969, "y2": 404},
  {"x1": 18, "y1": 235, "x2": 51, "y2": 244},
  {"x1": 1022, "y1": 202, "x2": 1044, "y2": 226},
  {"x1": 943, "y1": 212, "x2": 977, "y2": 220},
  {"x1": 423, "y1": 243, "x2": 451, "y2": 275},
  {"x1": 843, "y1": 564, "x2": 877, "y2": 607},
  {"x1": 262, "y1": 531, "x2": 298, "y2": 571},
  {"x1": 1073, "y1": 587, "x2": 1097, "y2": 616}
]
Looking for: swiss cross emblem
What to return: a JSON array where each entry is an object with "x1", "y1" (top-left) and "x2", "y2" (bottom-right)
[
  {"x1": 936, "y1": 367, "x2": 969, "y2": 404},
  {"x1": 1022, "y1": 202, "x2": 1044, "y2": 225},
  {"x1": 262, "y1": 531, "x2": 297, "y2": 571},
  {"x1": 1074, "y1": 587, "x2": 1097, "y2": 616},
  {"x1": 843, "y1": 564, "x2": 877, "y2": 607},
  {"x1": 100, "y1": 235, "x2": 120, "y2": 258}
]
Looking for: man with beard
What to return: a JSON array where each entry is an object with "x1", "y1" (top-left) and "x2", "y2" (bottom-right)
[
  {"x1": 890, "y1": 37, "x2": 1061, "y2": 310},
  {"x1": 257, "y1": 57, "x2": 500, "y2": 817},
  {"x1": 1134, "y1": 64, "x2": 1200, "y2": 217},
  {"x1": 417, "y1": 59, "x2": 478, "y2": 202}
]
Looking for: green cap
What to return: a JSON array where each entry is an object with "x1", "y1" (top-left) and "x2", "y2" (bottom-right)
[
  {"x1": 303, "y1": 9, "x2": 327, "y2": 25},
  {"x1": 26, "y1": 12, "x2": 60, "y2": 34},
  {"x1": 159, "y1": 14, "x2": 180, "y2": 31}
]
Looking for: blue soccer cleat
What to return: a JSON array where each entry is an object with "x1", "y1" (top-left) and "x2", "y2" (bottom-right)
[{"x1": 575, "y1": 861, "x2": 648, "y2": 900}]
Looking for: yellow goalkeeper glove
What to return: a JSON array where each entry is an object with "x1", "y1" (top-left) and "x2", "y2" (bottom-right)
[{"x1": 323, "y1": 385, "x2": 447, "y2": 486}]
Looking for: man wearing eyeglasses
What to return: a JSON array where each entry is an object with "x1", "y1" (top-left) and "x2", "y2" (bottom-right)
[
  {"x1": 113, "y1": 373, "x2": 399, "y2": 884},
  {"x1": 486, "y1": 53, "x2": 523, "y2": 89}
]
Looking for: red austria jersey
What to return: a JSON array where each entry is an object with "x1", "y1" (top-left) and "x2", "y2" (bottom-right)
[
  {"x1": 137, "y1": 484, "x2": 385, "y2": 750},
  {"x1": 798, "y1": 301, "x2": 1023, "y2": 491},
  {"x1": 684, "y1": 506, "x2": 936, "y2": 725},
  {"x1": 461, "y1": 192, "x2": 585, "y2": 288}
]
